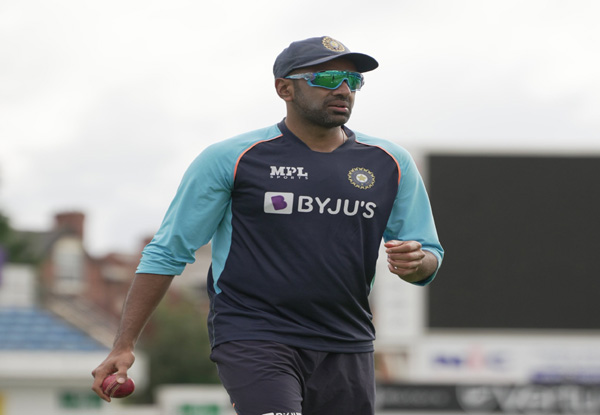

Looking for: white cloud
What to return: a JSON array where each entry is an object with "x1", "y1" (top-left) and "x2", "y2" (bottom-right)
[{"x1": 1, "y1": 0, "x2": 600, "y2": 254}]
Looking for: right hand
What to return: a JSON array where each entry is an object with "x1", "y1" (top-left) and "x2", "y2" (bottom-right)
[{"x1": 91, "y1": 349, "x2": 135, "y2": 402}]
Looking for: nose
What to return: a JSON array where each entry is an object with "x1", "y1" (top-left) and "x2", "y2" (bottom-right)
[{"x1": 334, "y1": 80, "x2": 352, "y2": 95}]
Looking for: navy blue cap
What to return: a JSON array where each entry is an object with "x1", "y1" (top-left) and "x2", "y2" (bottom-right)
[{"x1": 273, "y1": 36, "x2": 379, "y2": 78}]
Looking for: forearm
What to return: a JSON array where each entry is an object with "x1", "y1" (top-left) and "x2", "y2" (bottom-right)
[{"x1": 112, "y1": 273, "x2": 174, "y2": 351}]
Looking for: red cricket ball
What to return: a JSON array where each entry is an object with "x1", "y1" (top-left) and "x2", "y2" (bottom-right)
[{"x1": 101, "y1": 374, "x2": 135, "y2": 398}]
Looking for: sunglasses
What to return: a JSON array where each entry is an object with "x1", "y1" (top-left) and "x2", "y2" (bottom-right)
[{"x1": 285, "y1": 70, "x2": 364, "y2": 91}]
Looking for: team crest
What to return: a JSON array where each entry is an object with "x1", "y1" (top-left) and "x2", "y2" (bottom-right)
[
  {"x1": 322, "y1": 36, "x2": 346, "y2": 53},
  {"x1": 348, "y1": 167, "x2": 375, "y2": 189}
]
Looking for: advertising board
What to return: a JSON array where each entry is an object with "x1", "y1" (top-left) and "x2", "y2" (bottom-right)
[{"x1": 410, "y1": 335, "x2": 600, "y2": 384}]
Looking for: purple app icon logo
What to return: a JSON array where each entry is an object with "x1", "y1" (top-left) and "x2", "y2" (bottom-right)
[
  {"x1": 271, "y1": 195, "x2": 288, "y2": 210},
  {"x1": 264, "y1": 192, "x2": 294, "y2": 214}
]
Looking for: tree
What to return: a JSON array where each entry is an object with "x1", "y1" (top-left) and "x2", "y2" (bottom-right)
[
  {"x1": 130, "y1": 292, "x2": 220, "y2": 404},
  {"x1": 0, "y1": 211, "x2": 37, "y2": 264}
]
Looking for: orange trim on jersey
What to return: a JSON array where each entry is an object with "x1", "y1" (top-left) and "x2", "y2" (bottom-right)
[
  {"x1": 233, "y1": 134, "x2": 284, "y2": 180},
  {"x1": 355, "y1": 139, "x2": 402, "y2": 185}
]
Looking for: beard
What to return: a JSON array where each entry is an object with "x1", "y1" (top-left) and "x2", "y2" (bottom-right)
[{"x1": 292, "y1": 85, "x2": 353, "y2": 128}]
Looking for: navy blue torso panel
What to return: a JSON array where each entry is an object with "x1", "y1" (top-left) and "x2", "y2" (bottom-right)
[{"x1": 210, "y1": 122, "x2": 399, "y2": 352}]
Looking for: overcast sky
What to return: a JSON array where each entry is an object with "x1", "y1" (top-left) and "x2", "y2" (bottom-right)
[{"x1": 1, "y1": 0, "x2": 599, "y2": 256}]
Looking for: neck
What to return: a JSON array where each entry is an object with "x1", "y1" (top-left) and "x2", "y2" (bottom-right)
[{"x1": 284, "y1": 118, "x2": 346, "y2": 153}]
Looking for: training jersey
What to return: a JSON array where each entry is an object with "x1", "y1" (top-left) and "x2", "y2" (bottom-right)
[{"x1": 137, "y1": 120, "x2": 443, "y2": 353}]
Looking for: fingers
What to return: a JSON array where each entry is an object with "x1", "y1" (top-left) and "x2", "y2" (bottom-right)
[
  {"x1": 386, "y1": 241, "x2": 424, "y2": 262},
  {"x1": 385, "y1": 240, "x2": 422, "y2": 253},
  {"x1": 385, "y1": 240, "x2": 425, "y2": 276},
  {"x1": 388, "y1": 259, "x2": 421, "y2": 275},
  {"x1": 113, "y1": 365, "x2": 130, "y2": 387},
  {"x1": 91, "y1": 365, "x2": 113, "y2": 402},
  {"x1": 91, "y1": 352, "x2": 135, "y2": 403}
]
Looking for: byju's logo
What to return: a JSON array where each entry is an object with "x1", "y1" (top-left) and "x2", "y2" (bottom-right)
[
  {"x1": 264, "y1": 192, "x2": 294, "y2": 214},
  {"x1": 270, "y1": 166, "x2": 308, "y2": 180},
  {"x1": 264, "y1": 192, "x2": 377, "y2": 218}
]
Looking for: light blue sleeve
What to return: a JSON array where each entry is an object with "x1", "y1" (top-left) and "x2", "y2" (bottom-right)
[
  {"x1": 136, "y1": 125, "x2": 282, "y2": 276},
  {"x1": 385, "y1": 146, "x2": 444, "y2": 285},
  {"x1": 357, "y1": 134, "x2": 444, "y2": 286},
  {"x1": 136, "y1": 141, "x2": 237, "y2": 275}
]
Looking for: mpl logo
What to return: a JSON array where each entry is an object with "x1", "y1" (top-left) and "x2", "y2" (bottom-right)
[
  {"x1": 264, "y1": 192, "x2": 294, "y2": 214},
  {"x1": 270, "y1": 166, "x2": 308, "y2": 180}
]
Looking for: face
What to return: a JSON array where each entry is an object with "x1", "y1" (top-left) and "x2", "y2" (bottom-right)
[{"x1": 286, "y1": 58, "x2": 358, "y2": 129}]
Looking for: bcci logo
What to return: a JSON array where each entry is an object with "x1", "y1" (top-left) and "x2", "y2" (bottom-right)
[
  {"x1": 348, "y1": 167, "x2": 375, "y2": 189},
  {"x1": 322, "y1": 36, "x2": 346, "y2": 52}
]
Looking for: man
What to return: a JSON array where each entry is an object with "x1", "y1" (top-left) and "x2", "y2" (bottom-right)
[{"x1": 92, "y1": 36, "x2": 443, "y2": 415}]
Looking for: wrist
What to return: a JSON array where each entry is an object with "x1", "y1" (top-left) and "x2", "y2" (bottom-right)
[{"x1": 112, "y1": 337, "x2": 136, "y2": 352}]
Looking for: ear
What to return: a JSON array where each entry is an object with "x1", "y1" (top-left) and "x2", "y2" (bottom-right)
[{"x1": 275, "y1": 78, "x2": 294, "y2": 102}]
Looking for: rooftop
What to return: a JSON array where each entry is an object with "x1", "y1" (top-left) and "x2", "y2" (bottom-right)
[{"x1": 0, "y1": 307, "x2": 109, "y2": 352}]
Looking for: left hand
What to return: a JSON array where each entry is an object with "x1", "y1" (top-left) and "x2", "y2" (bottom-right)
[{"x1": 385, "y1": 240, "x2": 432, "y2": 282}]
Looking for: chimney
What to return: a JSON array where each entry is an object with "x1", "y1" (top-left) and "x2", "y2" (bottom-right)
[{"x1": 54, "y1": 211, "x2": 85, "y2": 240}]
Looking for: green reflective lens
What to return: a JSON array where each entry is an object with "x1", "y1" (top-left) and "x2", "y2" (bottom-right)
[{"x1": 285, "y1": 70, "x2": 364, "y2": 91}]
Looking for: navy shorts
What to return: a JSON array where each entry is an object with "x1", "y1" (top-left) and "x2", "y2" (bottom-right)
[{"x1": 210, "y1": 341, "x2": 375, "y2": 415}]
